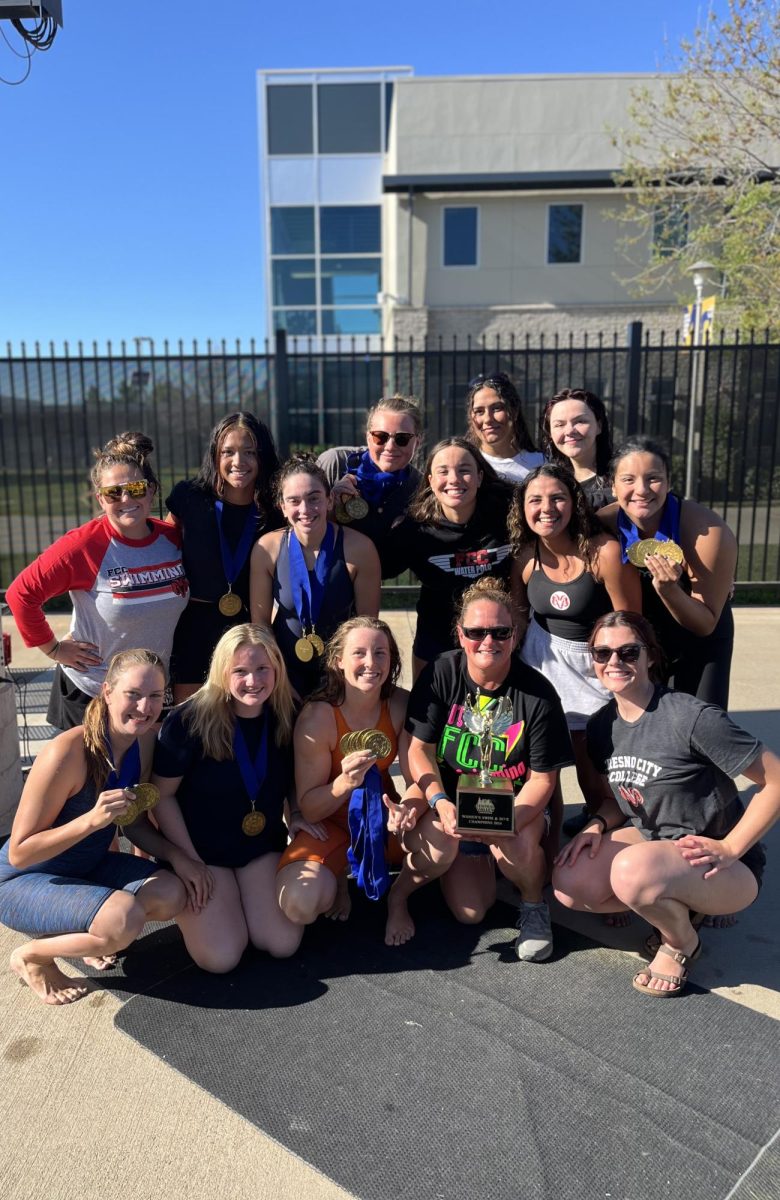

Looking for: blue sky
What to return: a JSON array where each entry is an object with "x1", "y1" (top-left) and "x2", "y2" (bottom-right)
[{"x1": 1, "y1": 0, "x2": 717, "y2": 351}]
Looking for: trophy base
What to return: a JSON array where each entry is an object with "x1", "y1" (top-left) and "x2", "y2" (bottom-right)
[{"x1": 456, "y1": 775, "x2": 515, "y2": 837}]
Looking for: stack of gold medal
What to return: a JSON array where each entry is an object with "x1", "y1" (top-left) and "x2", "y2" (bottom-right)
[
  {"x1": 627, "y1": 538, "x2": 684, "y2": 568},
  {"x1": 294, "y1": 627, "x2": 326, "y2": 662},
  {"x1": 115, "y1": 783, "x2": 160, "y2": 827},
  {"x1": 339, "y1": 728, "x2": 392, "y2": 760},
  {"x1": 334, "y1": 495, "x2": 369, "y2": 524}
]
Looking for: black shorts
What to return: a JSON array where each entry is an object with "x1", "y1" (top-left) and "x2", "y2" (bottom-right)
[
  {"x1": 740, "y1": 840, "x2": 766, "y2": 891},
  {"x1": 169, "y1": 600, "x2": 246, "y2": 686},
  {"x1": 46, "y1": 665, "x2": 93, "y2": 731}
]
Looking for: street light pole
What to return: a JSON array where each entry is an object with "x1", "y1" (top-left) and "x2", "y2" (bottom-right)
[{"x1": 684, "y1": 261, "x2": 716, "y2": 500}]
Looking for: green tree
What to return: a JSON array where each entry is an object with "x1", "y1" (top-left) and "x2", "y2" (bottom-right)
[{"x1": 612, "y1": 0, "x2": 780, "y2": 333}]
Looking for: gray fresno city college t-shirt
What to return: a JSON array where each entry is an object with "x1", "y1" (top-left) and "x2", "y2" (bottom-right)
[{"x1": 586, "y1": 686, "x2": 761, "y2": 841}]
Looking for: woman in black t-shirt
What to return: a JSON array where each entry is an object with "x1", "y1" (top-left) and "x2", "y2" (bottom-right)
[
  {"x1": 540, "y1": 387, "x2": 615, "y2": 511},
  {"x1": 166, "y1": 412, "x2": 282, "y2": 702},
  {"x1": 152, "y1": 623, "x2": 317, "y2": 973},
  {"x1": 387, "y1": 578, "x2": 573, "y2": 959},
  {"x1": 553, "y1": 612, "x2": 780, "y2": 998}
]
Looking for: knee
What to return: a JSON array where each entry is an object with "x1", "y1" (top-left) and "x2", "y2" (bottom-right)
[
  {"x1": 277, "y1": 873, "x2": 334, "y2": 925},
  {"x1": 610, "y1": 847, "x2": 660, "y2": 907},
  {"x1": 191, "y1": 941, "x2": 247, "y2": 974},
  {"x1": 551, "y1": 864, "x2": 602, "y2": 911},
  {"x1": 260, "y1": 926, "x2": 304, "y2": 959},
  {"x1": 149, "y1": 873, "x2": 187, "y2": 920},
  {"x1": 91, "y1": 897, "x2": 146, "y2": 951},
  {"x1": 449, "y1": 901, "x2": 489, "y2": 925}
]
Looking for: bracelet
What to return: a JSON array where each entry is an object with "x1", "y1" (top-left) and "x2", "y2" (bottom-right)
[
  {"x1": 585, "y1": 813, "x2": 609, "y2": 834},
  {"x1": 428, "y1": 791, "x2": 449, "y2": 811},
  {"x1": 46, "y1": 640, "x2": 60, "y2": 662}
]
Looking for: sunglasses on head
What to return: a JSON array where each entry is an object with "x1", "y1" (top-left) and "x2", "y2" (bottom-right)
[
  {"x1": 468, "y1": 372, "x2": 511, "y2": 390},
  {"x1": 97, "y1": 480, "x2": 150, "y2": 503},
  {"x1": 590, "y1": 642, "x2": 645, "y2": 664},
  {"x1": 369, "y1": 430, "x2": 415, "y2": 448},
  {"x1": 461, "y1": 625, "x2": 514, "y2": 642}
]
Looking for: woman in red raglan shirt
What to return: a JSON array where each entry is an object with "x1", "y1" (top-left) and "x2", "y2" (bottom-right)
[{"x1": 7, "y1": 432, "x2": 189, "y2": 730}]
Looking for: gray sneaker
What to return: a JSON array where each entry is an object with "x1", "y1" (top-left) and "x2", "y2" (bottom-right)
[{"x1": 514, "y1": 900, "x2": 553, "y2": 962}]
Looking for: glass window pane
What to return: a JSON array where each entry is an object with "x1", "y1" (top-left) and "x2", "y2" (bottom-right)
[
  {"x1": 317, "y1": 83, "x2": 381, "y2": 153},
  {"x1": 272, "y1": 259, "x2": 316, "y2": 306},
  {"x1": 273, "y1": 310, "x2": 317, "y2": 335},
  {"x1": 444, "y1": 207, "x2": 478, "y2": 266},
  {"x1": 322, "y1": 308, "x2": 381, "y2": 335},
  {"x1": 653, "y1": 204, "x2": 688, "y2": 257},
  {"x1": 267, "y1": 85, "x2": 313, "y2": 155},
  {"x1": 384, "y1": 82, "x2": 394, "y2": 149},
  {"x1": 270, "y1": 207, "x2": 314, "y2": 254},
  {"x1": 320, "y1": 206, "x2": 381, "y2": 253},
  {"x1": 548, "y1": 205, "x2": 583, "y2": 264},
  {"x1": 320, "y1": 258, "x2": 381, "y2": 306}
]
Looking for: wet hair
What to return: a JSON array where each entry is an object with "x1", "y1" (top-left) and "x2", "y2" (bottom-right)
[
  {"x1": 91, "y1": 431, "x2": 159, "y2": 493},
  {"x1": 273, "y1": 454, "x2": 331, "y2": 508},
  {"x1": 588, "y1": 611, "x2": 666, "y2": 683},
  {"x1": 309, "y1": 616, "x2": 402, "y2": 706},
  {"x1": 83, "y1": 648, "x2": 167, "y2": 791},
  {"x1": 365, "y1": 394, "x2": 423, "y2": 439},
  {"x1": 541, "y1": 388, "x2": 613, "y2": 478},
  {"x1": 466, "y1": 372, "x2": 537, "y2": 455},
  {"x1": 455, "y1": 576, "x2": 514, "y2": 630},
  {"x1": 184, "y1": 623, "x2": 294, "y2": 757},
  {"x1": 507, "y1": 463, "x2": 602, "y2": 570},
  {"x1": 407, "y1": 437, "x2": 514, "y2": 525},
  {"x1": 609, "y1": 435, "x2": 671, "y2": 482},
  {"x1": 194, "y1": 411, "x2": 280, "y2": 518}
]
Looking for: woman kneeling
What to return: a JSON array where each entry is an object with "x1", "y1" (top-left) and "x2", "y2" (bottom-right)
[
  {"x1": 0, "y1": 649, "x2": 185, "y2": 1005},
  {"x1": 553, "y1": 612, "x2": 779, "y2": 997}
]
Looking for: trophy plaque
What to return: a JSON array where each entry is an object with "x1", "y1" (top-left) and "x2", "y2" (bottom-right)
[{"x1": 455, "y1": 693, "x2": 515, "y2": 837}]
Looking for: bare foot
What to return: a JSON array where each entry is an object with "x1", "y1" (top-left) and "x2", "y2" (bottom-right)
[
  {"x1": 385, "y1": 885, "x2": 415, "y2": 946},
  {"x1": 702, "y1": 913, "x2": 738, "y2": 929},
  {"x1": 325, "y1": 874, "x2": 352, "y2": 922},
  {"x1": 603, "y1": 911, "x2": 632, "y2": 928},
  {"x1": 83, "y1": 954, "x2": 118, "y2": 970},
  {"x1": 10, "y1": 948, "x2": 89, "y2": 1006}
]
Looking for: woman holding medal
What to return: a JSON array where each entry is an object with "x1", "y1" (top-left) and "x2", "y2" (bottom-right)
[
  {"x1": 317, "y1": 394, "x2": 422, "y2": 566},
  {"x1": 276, "y1": 617, "x2": 413, "y2": 933},
  {"x1": 553, "y1": 612, "x2": 778, "y2": 997},
  {"x1": 598, "y1": 436, "x2": 736, "y2": 708},
  {"x1": 391, "y1": 577, "x2": 574, "y2": 957},
  {"x1": 540, "y1": 387, "x2": 615, "y2": 511},
  {"x1": 250, "y1": 456, "x2": 381, "y2": 699},
  {"x1": 0, "y1": 649, "x2": 186, "y2": 1006},
  {"x1": 166, "y1": 411, "x2": 282, "y2": 703},
  {"x1": 151, "y1": 624, "x2": 309, "y2": 973},
  {"x1": 465, "y1": 371, "x2": 544, "y2": 484}
]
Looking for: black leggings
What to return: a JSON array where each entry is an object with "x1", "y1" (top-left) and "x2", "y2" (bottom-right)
[{"x1": 667, "y1": 632, "x2": 734, "y2": 710}]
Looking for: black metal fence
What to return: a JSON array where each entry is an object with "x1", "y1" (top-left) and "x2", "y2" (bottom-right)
[{"x1": 2, "y1": 327, "x2": 779, "y2": 590}]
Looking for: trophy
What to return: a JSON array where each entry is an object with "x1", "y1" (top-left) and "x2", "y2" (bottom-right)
[{"x1": 455, "y1": 693, "x2": 515, "y2": 837}]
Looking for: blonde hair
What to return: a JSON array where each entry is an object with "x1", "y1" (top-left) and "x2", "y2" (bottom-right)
[
  {"x1": 184, "y1": 623, "x2": 294, "y2": 759},
  {"x1": 91, "y1": 430, "x2": 160, "y2": 493},
  {"x1": 455, "y1": 575, "x2": 514, "y2": 633},
  {"x1": 83, "y1": 648, "x2": 166, "y2": 790}
]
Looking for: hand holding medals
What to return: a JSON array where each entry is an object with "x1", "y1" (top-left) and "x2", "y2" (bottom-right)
[
  {"x1": 626, "y1": 538, "x2": 684, "y2": 568},
  {"x1": 114, "y1": 783, "x2": 160, "y2": 827},
  {"x1": 339, "y1": 728, "x2": 392, "y2": 760},
  {"x1": 103, "y1": 738, "x2": 160, "y2": 828}
]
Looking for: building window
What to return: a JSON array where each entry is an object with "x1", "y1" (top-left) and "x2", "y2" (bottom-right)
[
  {"x1": 320, "y1": 258, "x2": 381, "y2": 306},
  {"x1": 320, "y1": 206, "x2": 381, "y2": 254},
  {"x1": 273, "y1": 310, "x2": 317, "y2": 335},
  {"x1": 270, "y1": 207, "x2": 315, "y2": 255},
  {"x1": 548, "y1": 204, "x2": 583, "y2": 264},
  {"x1": 266, "y1": 85, "x2": 313, "y2": 155},
  {"x1": 317, "y1": 83, "x2": 382, "y2": 154},
  {"x1": 272, "y1": 259, "x2": 316, "y2": 307},
  {"x1": 443, "y1": 206, "x2": 478, "y2": 267},
  {"x1": 322, "y1": 308, "x2": 381, "y2": 335},
  {"x1": 653, "y1": 204, "x2": 688, "y2": 257}
]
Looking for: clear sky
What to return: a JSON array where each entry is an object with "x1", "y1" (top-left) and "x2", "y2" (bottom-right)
[{"x1": 1, "y1": 0, "x2": 717, "y2": 352}]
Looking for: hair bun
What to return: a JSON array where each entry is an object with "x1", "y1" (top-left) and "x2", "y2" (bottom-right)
[{"x1": 101, "y1": 431, "x2": 154, "y2": 462}]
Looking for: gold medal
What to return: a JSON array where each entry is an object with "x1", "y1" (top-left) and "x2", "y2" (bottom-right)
[
  {"x1": 334, "y1": 498, "x2": 353, "y2": 525},
  {"x1": 115, "y1": 795, "x2": 142, "y2": 828},
  {"x1": 345, "y1": 496, "x2": 369, "y2": 520},
  {"x1": 295, "y1": 636, "x2": 314, "y2": 662},
  {"x1": 652, "y1": 539, "x2": 684, "y2": 563},
  {"x1": 628, "y1": 538, "x2": 684, "y2": 567},
  {"x1": 364, "y1": 729, "x2": 392, "y2": 759},
  {"x1": 242, "y1": 810, "x2": 266, "y2": 837},
  {"x1": 130, "y1": 783, "x2": 159, "y2": 814},
  {"x1": 218, "y1": 590, "x2": 243, "y2": 617},
  {"x1": 308, "y1": 632, "x2": 325, "y2": 657}
]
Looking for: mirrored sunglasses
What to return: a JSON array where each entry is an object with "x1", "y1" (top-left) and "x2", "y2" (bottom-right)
[{"x1": 97, "y1": 480, "x2": 150, "y2": 503}]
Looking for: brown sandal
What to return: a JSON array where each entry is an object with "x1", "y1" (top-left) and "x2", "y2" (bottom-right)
[
  {"x1": 632, "y1": 938, "x2": 701, "y2": 998},
  {"x1": 643, "y1": 911, "x2": 705, "y2": 959}
]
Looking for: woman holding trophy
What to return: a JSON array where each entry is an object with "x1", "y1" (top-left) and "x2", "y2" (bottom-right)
[{"x1": 386, "y1": 577, "x2": 573, "y2": 958}]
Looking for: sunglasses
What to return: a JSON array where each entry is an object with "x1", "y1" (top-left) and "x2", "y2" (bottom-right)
[
  {"x1": 97, "y1": 480, "x2": 150, "y2": 503},
  {"x1": 590, "y1": 642, "x2": 645, "y2": 664},
  {"x1": 461, "y1": 626, "x2": 514, "y2": 642},
  {"x1": 368, "y1": 430, "x2": 415, "y2": 448},
  {"x1": 468, "y1": 372, "x2": 511, "y2": 390}
]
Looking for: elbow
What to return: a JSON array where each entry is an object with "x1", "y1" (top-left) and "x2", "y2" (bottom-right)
[{"x1": 7, "y1": 842, "x2": 31, "y2": 869}]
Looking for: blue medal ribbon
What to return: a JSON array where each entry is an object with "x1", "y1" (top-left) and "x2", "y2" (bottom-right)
[
  {"x1": 233, "y1": 716, "x2": 269, "y2": 807},
  {"x1": 106, "y1": 737, "x2": 141, "y2": 790},
  {"x1": 617, "y1": 493, "x2": 681, "y2": 564},
  {"x1": 351, "y1": 450, "x2": 409, "y2": 507},
  {"x1": 288, "y1": 523, "x2": 336, "y2": 632},
  {"x1": 347, "y1": 763, "x2": 390, "y2": 902},
  {"x1": 214, "y1": 500, "x2": 258, "y2": 592}
]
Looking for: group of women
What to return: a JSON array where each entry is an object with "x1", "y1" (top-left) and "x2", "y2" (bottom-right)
[{"x1": 3, "y1": 377, "x2": 777, "y2": 1005}]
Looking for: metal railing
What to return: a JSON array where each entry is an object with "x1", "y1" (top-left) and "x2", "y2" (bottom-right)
[{"x1": 2, "y1": 327, "x2": 779, "y2": 591}]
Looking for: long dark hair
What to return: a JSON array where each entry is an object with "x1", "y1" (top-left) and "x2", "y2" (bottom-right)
[
  {"x1": 194, "y1": 411, "x2": 280, "y2": 518},
  {"x1": 408, "y1": 437, "x2": 514, "y2": 525},
  {"x1": 507, "y1": 463, "x2": 602, "y2": 570},
  {"x1": 588, "y1": 611, "x2": 667, "y2": 683},
  {"x1": 541, "y1": 388, "x2": 613, "y2": 478},
  {"x1": 466, "y1": 371, "x2": 537, "y2": 454}
]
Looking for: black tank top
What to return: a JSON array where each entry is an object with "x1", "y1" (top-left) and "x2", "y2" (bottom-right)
[{"x1": 527, "y1": 556, "x2": 611, "y2": 641}]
